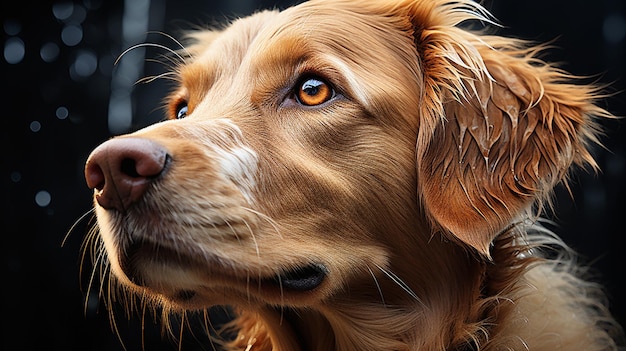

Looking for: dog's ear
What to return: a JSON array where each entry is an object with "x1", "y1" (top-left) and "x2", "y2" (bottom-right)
[{"x1": 400, "y1": 1, "x2": 606, "y2": 256}]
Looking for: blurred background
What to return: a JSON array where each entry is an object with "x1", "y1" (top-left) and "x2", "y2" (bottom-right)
[{"x1": 1, "y1": 0, "x2": 624, "y2": 350}]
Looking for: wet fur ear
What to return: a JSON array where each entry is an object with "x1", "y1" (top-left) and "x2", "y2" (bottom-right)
[{"x1": 401, "y1": 0, "x2": 607, "y2": 256}]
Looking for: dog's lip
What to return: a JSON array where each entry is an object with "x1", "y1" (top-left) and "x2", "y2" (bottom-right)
[
  {"x1": 266, "y1": 263, "x2": 328, "y2": 292},
  {"x1": 117, "y1": 241, "x2": 328, "y2": 300}
]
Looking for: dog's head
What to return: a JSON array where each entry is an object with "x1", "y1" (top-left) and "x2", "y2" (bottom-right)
[{"x1": 84, "y1": 0, "x2": 605, "y2": 311}]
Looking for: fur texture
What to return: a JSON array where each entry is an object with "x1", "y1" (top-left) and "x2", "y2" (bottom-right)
[{"x1": 83, "y1": 0, "x2": 623, "y2": 350}]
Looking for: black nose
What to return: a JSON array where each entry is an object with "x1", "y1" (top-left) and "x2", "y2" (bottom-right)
[{"x1": 84, "y1": 137, "x2": 169, "y2": 211}]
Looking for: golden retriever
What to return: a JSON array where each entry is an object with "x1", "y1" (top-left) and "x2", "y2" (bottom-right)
[{"x1": 83, "y1": 0, "x2": 623, "y2": 349}]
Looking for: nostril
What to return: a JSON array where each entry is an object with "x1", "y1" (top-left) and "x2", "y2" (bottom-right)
[
  {"x1": 120, "y1": 158, "x2": 141, "y2": 178},
  {"x1": 85, "y1": 162, "x2": 106, "y2": 191}
]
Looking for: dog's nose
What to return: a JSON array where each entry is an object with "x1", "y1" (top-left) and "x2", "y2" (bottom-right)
[{"x1": 85, "y1": 137, "x2": 169, "y2": 211}]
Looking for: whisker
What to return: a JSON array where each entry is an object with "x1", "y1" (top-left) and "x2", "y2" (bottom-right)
[
  {"x1": 242, "y1": 219, "x2": 260, "y2": 258},
  {"x1": 367, "y1": 266, "x2": 386, "y2": 307},
  {"x1": 135, "y1": 71, "x2": 179, "y2": 85},
  {"x1": 144, "y1": 54, "x2": 183, "y2": 72},
  {"x1": 241, "y1": 207, "x2": 283, "y2": 239},
  {"x1": 85, "y1": 242, "x2": 107, "y2": 314},
  {"x1": 374, "y1": 263, "x2": 423, "y2": 305},
  {"x1": 139, "y1": 303, "x2": 147, "y2": 351},
  {"x1": 78, "y1": 224, "x2": 99, "y2": 290},
  {"x1": 177, "y1": 312, "x2": 186, "y2": 351},
  {"x1": 107, "y1": 276, "x2": 128, "y2": 351},
  {"x1": 115, "y1": 43, "x2": 185, "y2": 66},
  {"x1": 146, "y1": 30, "x2": 191, "y2": 57},
  {"x1": 219, "y1": 215, "x2": 241, "y2": 244},
  {"x1": 62, "y1": 208, "x2": 95, "y2": 247},
  {"x1": 202, "y1": 309, "x2": 220, "y2": 351}
]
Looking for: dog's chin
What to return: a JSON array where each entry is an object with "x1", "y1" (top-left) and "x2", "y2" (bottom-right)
[{"x1": 114, "y1": 240, "x2": 330, "y2": 308}]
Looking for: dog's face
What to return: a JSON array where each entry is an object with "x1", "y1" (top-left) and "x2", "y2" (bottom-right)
[
  {"x1": 86, "y1": 3, "x2": 426, "y2": 309},
  {"x1": 85, "y1": 0, "x2": 601, "y2": 312}
]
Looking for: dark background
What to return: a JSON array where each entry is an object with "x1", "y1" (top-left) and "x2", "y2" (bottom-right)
[{"x1": 2, "y1": 1, "x2": 624, "y2": 350}]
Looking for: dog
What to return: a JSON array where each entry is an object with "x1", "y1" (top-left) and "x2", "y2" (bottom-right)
[{"x1": 82, "y1": 0, "x2": 623, "y2": 349}]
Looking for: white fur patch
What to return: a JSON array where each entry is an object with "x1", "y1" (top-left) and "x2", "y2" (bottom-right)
[
  {"x1": 211, "y1": 119, "x2": 259, "y2": 203},
  {"x1": 215, "y1": 144, "x2": 258, "y2": 203},
  {"x1": 323, "y1": 54, "x2": 369, "y2": 106}
]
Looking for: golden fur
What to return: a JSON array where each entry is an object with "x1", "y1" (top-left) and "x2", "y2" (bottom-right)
[{"x1": 83, "y1": 0, "x2": 623, "y2": 350}]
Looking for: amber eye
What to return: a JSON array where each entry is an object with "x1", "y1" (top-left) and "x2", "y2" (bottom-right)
[{"x1": 295, "y1": 77, "x2": 334, "y2": 106}]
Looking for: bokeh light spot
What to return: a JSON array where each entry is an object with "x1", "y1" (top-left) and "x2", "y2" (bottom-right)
[
  {"x1": 61, "y1": 24, "x2": 83, "y2": 46},
  {"x1": 56, "y1": 106, "x2": 69, "y2": 120},
  {"x1": 4, "y1": 37, "x2": 25, "y2": 64},
  {"x1": 3, "y1": 19, "x2": 22, "y2": 36},
  {"x1": 603, "y1": 14, "x2": 626, "y2": 44},
  {"x1": 40, "y1": 42, "x2": 60, "y2": 62},
  {"x1": 30, "y1": 121, "x2": 42, "y2": 132},
  {"x1": 69, "y1": 5, "x2": 87, "y2": 24},
  {"x1": 52, "y1": 2, "x2": 74, "y2": 21},
  {"x1": 10, "y1": 171, "x2": 22, "y2": 183},
  {"x1": 70, "y1": 50, "x2": 97, "y2": 79},
  {"x1": 35, "y1": 191, "x2": 52, "y2": 207}
]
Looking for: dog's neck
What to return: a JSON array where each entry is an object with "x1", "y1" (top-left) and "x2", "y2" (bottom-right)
[
  {"x1": 232, "y1": 304, "x2": 423, "y2": 351},
  {"x1": 232, "y1": 300, "x2": 485, "y2": 351},
  {"x1": 230, "y1": 242, "x2": 490, "y2": 351}
]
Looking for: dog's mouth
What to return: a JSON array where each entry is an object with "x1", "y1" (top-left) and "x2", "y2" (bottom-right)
[
  {"x1": 171, "y1": 265, "x2": 328, "y2": 304},
  {"x1": 266, "y1": 263, "x2": 328, "y2": 292},
  {"x1": 117, "y1": 242, "x2": 328, "y2": 303}
]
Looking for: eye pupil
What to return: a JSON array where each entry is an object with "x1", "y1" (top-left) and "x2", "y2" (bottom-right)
[
  {"x1": 296, "y1": 78, "x2": 333, "y2": 106},
  {"x1": 176, "y1": 104, "x2": 188, "y2": 119},
  {"x1": 302, "y1": 80, "x2": 322, "y2": 96}
]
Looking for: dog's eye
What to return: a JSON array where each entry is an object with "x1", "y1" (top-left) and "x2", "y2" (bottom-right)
[
  {"x1": 295, "y1": 77, "x2": 334, "y2": 106},
  {"x1": 176, "y1": 103, "x2": 188, "y2": 119}
]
